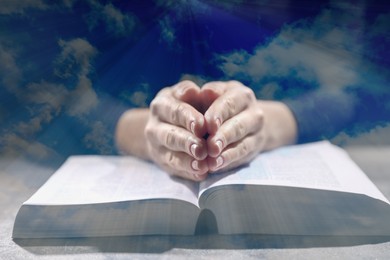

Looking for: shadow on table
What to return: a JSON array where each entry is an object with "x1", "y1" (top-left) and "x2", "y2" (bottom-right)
[{"x1": 14, "y1": 234, "x2": 390, "y2": 255}]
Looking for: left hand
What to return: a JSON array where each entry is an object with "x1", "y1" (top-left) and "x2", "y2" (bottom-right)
[{"x1": 144, "y1": 81, "x2": 209, "y2": 181}]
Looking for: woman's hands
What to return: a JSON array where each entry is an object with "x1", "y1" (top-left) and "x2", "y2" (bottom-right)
[{"x1": 116, "y1": 80, "x2": 297, "y2": 181}]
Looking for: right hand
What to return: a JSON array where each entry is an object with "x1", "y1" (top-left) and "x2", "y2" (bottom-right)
[
  {"x1": 144, "y1": 81, "x2": 209, "y2": 181},
  {"x1": 201, "y1": 81, "x2": 266, "y2": 172}
]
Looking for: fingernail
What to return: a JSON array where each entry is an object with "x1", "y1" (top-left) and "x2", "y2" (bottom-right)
[
  {"x1": 216, "y1": 156, "x2": 223, "y2": 168},
  {"x1": 192, "y1": 160, "x2": 200, "y2": 171},
  {"x1": 190, "y1": 121, "x2": 195, "y2": 134},
  {"x1": 190, "y1": 144, "x2": 198, "y2": 157},
  {"x1": 215, "y1": 140, "x2": 223, "y2": 152},
  {"x1": 215, "y1": 118, "x2": 221, "y2": 128}
]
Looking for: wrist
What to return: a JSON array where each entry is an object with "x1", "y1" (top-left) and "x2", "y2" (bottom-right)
[
  {"x1": 257, "y1": 100, "x2": 298, "y2": 151},
  {"x1": 115, "y1": 108, "x2": 151, "y2": 160}
]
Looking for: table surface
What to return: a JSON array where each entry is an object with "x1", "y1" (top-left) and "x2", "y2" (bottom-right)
[{"x1": 1, "y1": 145, "x2": 390, "y2": 259}]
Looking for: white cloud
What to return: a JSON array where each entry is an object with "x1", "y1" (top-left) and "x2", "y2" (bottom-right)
[
  {"x1": 13, "y1": 81, "x2": 65, "y2": 138},
  {"x1": 0, "y1": 133, "x2": 58, "y2": 159},
  {"x1": 256, "y1": 82, "x2": 280, "y2": 100},
  {"x1": 155, "y1": 0, "x2": 210, "y2": 18},
  {"x1": 159, "y1": 16, "x2": 176, "y2": 46},
  {"x1": 102, "y1": 3, "x2": 136, "y2": 36},
  {"x1": 26, "y1": 81, "x2": 68, "y2": 112},
  {"x1": 0, "y1": 44, "x2": 22, "y2": 95},
  {"x1": 83, "y1": 121, "x2": 113, "y2": 154},
  {"x1": 61, "y1": 0, "x2": 77, "y2": 8},
  {"x1": 0, "y1": 37, "x2": 101, "y2": 157},
  {"x1": 57, "y1": 38, "x2": 97, "y2": 78},
  {"x1": 332, "y1": 124, "x2": 390, "y2": 146},
  {"x1": 56, "y1": 38, "x2": 99, "y2": 117},
  {"x1": 156, "y1": 0, "x2": 210, "y2": 47},
  {"x1": 119, "y1": 83, "x2": 150, "y2": 108},
  {"x1": 66, "y1": 75, "x2": 98, "y2": 116},
  {"x1": 0, "y1": 0, "x2": 47, "y2": 14},
  {"x1": 129, "y1": 91, "x2": 149, "y2": 108},
  {"x1": 86, "y1": 1, "x2": 137, "y2": 37},
  {"x1": 217, "y1": 7, "x2": 363, "y2": 94},
  {"x1": 17, "y1": 117, "x2": 43, "y2": 137},
  {"x1": 0, "y1": 47, "x2": 65, "y2": 148},
  {"x1": 214, "y1": 3, "x2": 390, "y2": 139}
]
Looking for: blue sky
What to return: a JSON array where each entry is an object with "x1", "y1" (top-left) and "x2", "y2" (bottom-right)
[{"x1": 0, "y1": 0, "x2": 389, "y2": 159}]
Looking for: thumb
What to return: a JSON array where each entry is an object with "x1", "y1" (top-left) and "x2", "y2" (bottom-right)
[
  {"x1": 173, "y1": 80, "x2": 203, "y2": 111},
  {"x1": 200, "y1": 81, "x2": 227, "y2": 113}
]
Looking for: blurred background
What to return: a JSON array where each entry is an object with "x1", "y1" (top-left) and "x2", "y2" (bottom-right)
[{"x1": 0, "y1": 0, "x2": 389, "y2": 162}]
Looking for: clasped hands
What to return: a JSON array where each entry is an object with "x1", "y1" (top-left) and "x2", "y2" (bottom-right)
[{"x1": 145, "y1": 80, "x2": 266, "y2": 181}]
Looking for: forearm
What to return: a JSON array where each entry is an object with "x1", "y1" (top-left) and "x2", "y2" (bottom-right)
[
  {"x1": 258, "y1": 100, "x2": 298, "y2": 150},
  {"x1": 115, "y1": 108, "x2": 150, "y2": 160},
  {"x1": 283, "y1": 91, "x2": 356, "y2": 143}
]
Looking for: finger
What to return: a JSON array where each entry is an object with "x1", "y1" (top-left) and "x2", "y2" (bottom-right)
[
  {"x1": 200, "y1": 81, "x2": 228, "y2": 113},
  {"x1": 207, "y1": 107, "x2": 264, "y2": 157},
  {"x1": 172, "y1": 80, "x2": 201, "y2": 106},
  {"x1": 208, "y1": 133, "x2": 265, "y2": 172},
  {"x1": 145, "y1": 121, "x2": 208, "y2": 160},
  {"x1": 172, "y1": 81, "x2": 207, "y2": 137},
  {"x1": 150, "y1": 94, "x2": 205, "y2": 138},
  {"x1": 204, "y1": 82, "x2": 256, "y2": 135},
  {"x1": 151, "y1": 146, "x2": 209, "y2": 181}
]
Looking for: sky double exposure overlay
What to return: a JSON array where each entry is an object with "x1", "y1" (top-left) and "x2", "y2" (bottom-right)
[{"x1": 0, "y1": 0, "x2": 389, "y2": 160}]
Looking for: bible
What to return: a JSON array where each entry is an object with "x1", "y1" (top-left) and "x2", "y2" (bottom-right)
[{"x1": 12, "y1": 141, "x2": 390, "y2": 238}]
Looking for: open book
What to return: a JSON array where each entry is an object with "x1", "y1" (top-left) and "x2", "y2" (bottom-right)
[{"x1": 13, "y1": 141, "x2": 390, "y2": 238}]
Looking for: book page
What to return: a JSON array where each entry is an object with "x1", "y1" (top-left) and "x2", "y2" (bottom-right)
[
  {"x1": 26, "y1": 156, "x2": 200, "y2": 206},
  {"x1": 200, "y1": 141, "x2": 389, "y2": 203}
]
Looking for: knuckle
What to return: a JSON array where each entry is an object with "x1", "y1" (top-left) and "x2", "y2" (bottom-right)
[
  {"x1": 253, "y1": 109, "x2": 264, "y2": 129},
  {"x1": 171, "y1": 103, "x2": 185, "y2": 123},
  {"x1": 176, "y1": 132, "x2": 189, "y2": 150},
  {"x1": 159, "y1": 87, "x2": 172, "y2": 96},
  {"x1": 243, "y1": 87, "x2": 256, "y2": 102},
  {"x1": 223, "y1": 97, "x2": 236, "y2": 115},
  {"x1": 165, "y1": 151, "x2": 176, "y2": 167},
  {"x1": 185, "y1": 135, "x2": 193, "y2": 149},
  {"x1": 144, "y1": 125, "x2": 154, "y2": 140},
  {"x1": 229, "y1": 80, "x2": 241, "y2": 87},
  {"x1": 150, "y1": 95, "x2": 170, "y2": 116},
  {"x1": 165, "y1": 128, "x2": 176, "y2": 147},
  {"x1": 150, "y1": 99, "x2": 160, "y2": 115},
  {"x1": 238, "y1": 141, "x2": 249, "y2": 158},
  {"x1": 232, "y1": 118, "x2": 246, "y2": 138}
]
